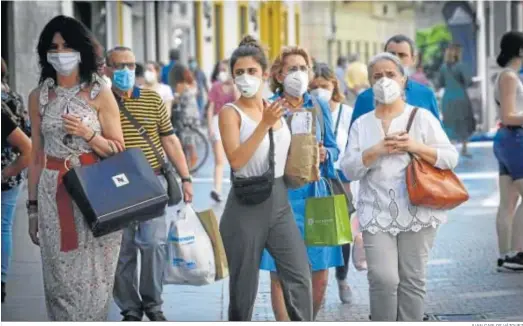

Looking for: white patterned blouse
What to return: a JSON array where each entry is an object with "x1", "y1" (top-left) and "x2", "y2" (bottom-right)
[{"x1": 341, "y1": 104, "x2": 459, "y2": 235}]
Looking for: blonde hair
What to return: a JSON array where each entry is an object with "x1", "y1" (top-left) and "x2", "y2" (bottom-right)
[
  {"x1": 345, "y1": 61, "x2": 369, "y2": 90},
  {"x1": 269, "y1": 46, "x2": 313, "y2": 93},
  {"x1": 445, "y1": 44, "x2": 462, "y2": 64}
]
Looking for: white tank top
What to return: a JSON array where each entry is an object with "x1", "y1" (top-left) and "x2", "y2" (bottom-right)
[
  {"x1": 494, "y1": 68, "x2": 523, "y2": 116},
  {"x1": 226, "y1": 103, "x2": 291, "y2": 178}
]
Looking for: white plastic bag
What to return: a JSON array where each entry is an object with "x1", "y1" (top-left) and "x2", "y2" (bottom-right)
[
  {"x1": 351, "y1": 215, "x2": 367, "y2": 271},
  {"x1": 163, "y1": 205, "x2": 216, "y2": 286}
]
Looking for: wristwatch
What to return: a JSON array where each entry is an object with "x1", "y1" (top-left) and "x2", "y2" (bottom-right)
[
  {"x1": 181, "y1": 176, "x2": 192, "y2": 184},
  {"x1": 26, "y1": 200, "x2": 38, "y2": 209}
]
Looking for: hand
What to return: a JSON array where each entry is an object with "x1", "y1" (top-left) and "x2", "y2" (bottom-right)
[
  {"x1": 261, "y1": 99, "x2": 286, "y2": 128},
  {"x1": 319, "y1": 143, "x2": 327, "y2": 162},
  {"x1": 62, "y1": 114, "x2": 91, "y2": 139},
  {"x1": 182, "y1": 181, "x2": 193, "y2": 203},
  {"x1": 388, "y1": 133, "x2": 419, "y2": 154},
  {"x1": 28, "y1": 215, "x2": 39, "y2": 246},
  {"x1": 373, "y1": 137, "x2": 401, "y2": 156}
]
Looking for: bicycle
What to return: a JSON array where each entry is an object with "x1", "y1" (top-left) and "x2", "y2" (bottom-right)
[{"x1": 171, "y1": 104, "x2": 210, "y2": 174}]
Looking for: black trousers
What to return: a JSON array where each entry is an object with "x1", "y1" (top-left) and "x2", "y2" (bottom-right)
[{"x1": 335, "y1": 242, "x2": 351, "y2": 281}]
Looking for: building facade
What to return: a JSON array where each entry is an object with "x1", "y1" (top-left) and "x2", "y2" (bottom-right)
[
  {"x1": 1, "y1": 0, "x2": 301, "y2": 99},
  {"x1": 301, "y1": 1, "x2": 417, "y2": 66}
]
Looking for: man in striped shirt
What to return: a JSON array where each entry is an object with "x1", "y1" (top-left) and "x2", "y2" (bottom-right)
[{"x1": 106, "y1": 46, "x2": 193, "y2": 322}]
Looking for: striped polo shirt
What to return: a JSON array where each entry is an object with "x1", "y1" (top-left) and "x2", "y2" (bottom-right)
[{"x1": 120, "y1": 87, "x2": 174, "y2": 170}]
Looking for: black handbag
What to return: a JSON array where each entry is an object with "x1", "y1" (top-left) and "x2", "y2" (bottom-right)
[
  {"x1": 63, "y1": 148, "x2": 169, "y2": 237},
  {"x1": 114, "y1": 93, "x2": 183, "y2": 206},
  {"x1": 231, "y1": 128, "x2": 275, "y2": 205}
]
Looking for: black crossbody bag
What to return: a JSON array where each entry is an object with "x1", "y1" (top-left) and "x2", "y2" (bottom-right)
[
  {"x1": 231, "y1": 128, "x2": 275, "y2": 205},
  {"x1": 114, "y1": 93, "x2": 182, "y2": 206}
]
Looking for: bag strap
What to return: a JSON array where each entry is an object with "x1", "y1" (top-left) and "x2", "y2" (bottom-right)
[
  {"x1": 231, "y1": 128, "x2": 275, "y2": 178},
  {"x1": 406, "y1": 107, "x2": 419, "y2": 134},
  {"x1": 334, "y1": 103, "x2": 343, "y2": 137},
  {"x1": 113, "y1": 91, "x2": 167, "y2": 168},
  {"x1": 268, "y1": 128, "x2": 275, "y2": 172}
]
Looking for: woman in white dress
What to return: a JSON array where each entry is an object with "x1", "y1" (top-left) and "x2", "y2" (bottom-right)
[
  {"x1": 26, "y1": 15, "x2": 125, "y2": 320},
  {"x1": 341, "y1": 52, "x2": 458, "y2": 321}
]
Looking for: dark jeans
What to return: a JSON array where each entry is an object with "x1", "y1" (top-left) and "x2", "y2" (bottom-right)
[{"x1": 335, "y1": 242, "x2": 351, "y2": 281}]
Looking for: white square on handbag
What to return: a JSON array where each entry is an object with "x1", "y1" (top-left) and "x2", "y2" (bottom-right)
[
  {"x1": 112, "y1": 173, "x2": 129, "y2": 187},
  {"x1": 291, "y1": 111, "x2": 313, "y2": 135}
]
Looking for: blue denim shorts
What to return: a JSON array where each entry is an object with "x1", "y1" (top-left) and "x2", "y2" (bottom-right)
[{"x1": 494, "y1": 126, "x2": 523, "y2": 181}]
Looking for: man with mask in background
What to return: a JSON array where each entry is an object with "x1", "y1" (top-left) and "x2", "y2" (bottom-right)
[
  {"x1": 188, "y1": 57, "x2": 209, "y2": 119},
  {"x1": 105, "y1": 46, "x2": 193, "y2": 321},
  {"x1": 350, "y1": 35, "x2": 440, "y2": 127}
]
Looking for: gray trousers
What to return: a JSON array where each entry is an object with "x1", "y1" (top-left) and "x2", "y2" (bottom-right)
[
  {"x1": 220, "y1": 178, "x2": 313, "y2": 321},
  {"x1": 113, "y1": 176, "x2": 168, "y2": 318},
  {"x1": 363, "y1": 226, "x2": 437, "y2": 321}
]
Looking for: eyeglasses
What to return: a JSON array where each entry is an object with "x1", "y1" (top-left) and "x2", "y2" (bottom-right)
[
  {"x1": 109, "y1": 62, "x2": 136, "y2": 70},
  {"x1": 287, "y1": 65, "x2": 309, "y2": 73}
]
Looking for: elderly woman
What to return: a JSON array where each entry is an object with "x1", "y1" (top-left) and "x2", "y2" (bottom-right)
[{"x1": 341, "y1": 53, "x2": 458, "y2": 321}]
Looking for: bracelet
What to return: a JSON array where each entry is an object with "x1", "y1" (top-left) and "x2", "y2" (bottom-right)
[
  {"x1": 86, "y1": 131, "x2": 97, "y2": 143},
  {"x1": 28, "y1": 211, "x2": 38, "y2": 219}
]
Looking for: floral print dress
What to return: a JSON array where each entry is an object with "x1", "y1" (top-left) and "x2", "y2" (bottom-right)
[
  {"x1": 37, "y1": 78, "x2": 121, "y2": 321},
  {"x1": 1, "y1": 88, "x2": 30, "y2": 191}
]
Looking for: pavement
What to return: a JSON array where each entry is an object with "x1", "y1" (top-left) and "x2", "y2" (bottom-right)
[{"x1": 1, "y1": 141, "x2": 523, "y2": 322}]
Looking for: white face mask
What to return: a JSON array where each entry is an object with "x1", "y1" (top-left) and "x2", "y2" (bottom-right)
[
  {"x1": 47, "y1": 51, "x2": 81, "y2": 76},
  {"x1": 235, "y1": 74, "x2": 262, "y2": 98},
  {"x1": 373, "y1": 77, "x2": 402, "y2": 104},
  {"x1": 283, "y1": 71, "x2": 309, "y2": 98},
  {"x1": 217, "y1": 71, "x2": 228, "y2": 82},
  {"x1": 311, "y1": 88, "x2": 333, "y2": 102},
  {"x1": 144, "y1": 70, "x2": 157, "y2": 84}
]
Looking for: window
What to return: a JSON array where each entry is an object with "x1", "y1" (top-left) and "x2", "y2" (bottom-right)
[
  {"x1": 511, "y1": 1, "x2": 519, "y2": 31},
  {"x1": 179, "y1": 2, "x2": 187, "y2": 16},
  {"x1": 364, "y1": 42, "x2": 370, "y2": 63},
  {"x1": 373, "y1": 42, "x2": 378, "y2": 56},
  {"x1": 214, "y1": 2, "x2": 224, "y2": 61},
  {"x1": 337, "y1": 40, "x2": 342, "y2": 57},
  {"x1": 356, "y1": 41, "x2": 361, "y2": 58},
  {"x1": 239, "y1": 3, "x2": 248, "y2": 39},
  {"x1": 346, "y1": 41, "x2": 352, "y2": 56}
]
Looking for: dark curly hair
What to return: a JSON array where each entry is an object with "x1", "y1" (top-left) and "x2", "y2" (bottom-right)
[{"x1": 37, "y1": 15, "x2": 101, "y2": 85}]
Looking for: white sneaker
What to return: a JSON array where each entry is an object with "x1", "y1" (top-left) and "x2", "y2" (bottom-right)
[{"x1": 337, "y1": 280, "x2": 352, "y2": 304}]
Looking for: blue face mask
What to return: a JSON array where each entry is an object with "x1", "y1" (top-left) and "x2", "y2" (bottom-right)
[
  {"x1": 113, "y1": 68, "x2": 135, "y2": 91},
  {"x1": 1, "y1": 91, "x2": 8, "y2": 101},
  {"x1": 189, "y1": 62, "x2": 197, "y2": 70}
]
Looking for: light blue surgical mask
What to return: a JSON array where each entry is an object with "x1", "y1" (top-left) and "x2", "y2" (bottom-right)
[{"x1": 113, "y1": 68, "x2": 135, "y2": 91}]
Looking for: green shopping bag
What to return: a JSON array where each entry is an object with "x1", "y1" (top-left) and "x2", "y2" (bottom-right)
[{"x1": 305, "y1": 180, "x2": 353, "y2": 246}]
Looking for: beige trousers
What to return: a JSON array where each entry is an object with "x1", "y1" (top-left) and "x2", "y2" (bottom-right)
[{"x1": 363, "y1": 227, "x2": 437, "y2": 321}]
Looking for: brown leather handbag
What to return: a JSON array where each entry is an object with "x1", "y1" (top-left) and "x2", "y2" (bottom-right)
[{"x1": 405, "y1": 108, "x2": 469, "y2": 210}]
